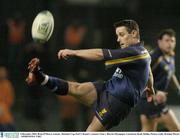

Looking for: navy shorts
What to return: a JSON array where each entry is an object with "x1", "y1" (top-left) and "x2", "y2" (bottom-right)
[
  {"x1": 93, "y1": 81, "x2": 131, "y2": 130},
  {"x1": 137, "y1": 97, "x2": 168, "y2": 119}
]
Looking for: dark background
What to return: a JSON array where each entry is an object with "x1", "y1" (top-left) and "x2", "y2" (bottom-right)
[{"x1": 0, "y1": 0, "x2": 179, "y2": 131}]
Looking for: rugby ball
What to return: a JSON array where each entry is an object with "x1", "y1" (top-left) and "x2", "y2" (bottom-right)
[{"x1": 31, "y1": 10, "x2": 54, "y2": 43}]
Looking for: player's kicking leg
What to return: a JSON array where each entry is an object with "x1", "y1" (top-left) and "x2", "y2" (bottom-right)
[
  {"x1": 26, "y1": 58, "x2": 106, "y2": 131},
  {"x1": 26, "y1": 58, "x2": 97, "y2": 107}
]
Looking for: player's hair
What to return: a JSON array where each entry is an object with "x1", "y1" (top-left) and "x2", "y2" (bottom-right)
[
  {"x1": 114, "y1": 19, "x2": 140, "y2": 38},
  {"x1": 158, "y1": 29, "x2": 176, "y2": 40},
  {"x1": 114, "y1": 20, "x2": 139, "y2": 33}
]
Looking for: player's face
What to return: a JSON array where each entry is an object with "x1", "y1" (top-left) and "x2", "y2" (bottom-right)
[
  {"x1": 115, "y1": 26, "x2": 137, "y2": 49},
  {"x1": 158, "y1": 35, "x2": 176, "y2": 54}
]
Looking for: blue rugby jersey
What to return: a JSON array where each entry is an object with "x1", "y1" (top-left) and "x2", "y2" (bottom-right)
[
  {"x1": 102, "y1": 42, "x2": 151, "y2": 106},
  {"x1": 151, "y1": 47, "x2": 175, "y2": 91}
]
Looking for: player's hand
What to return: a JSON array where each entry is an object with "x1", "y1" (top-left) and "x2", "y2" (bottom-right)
[
  {"x1": 57, "y1": 49, "x2": 76, "y2": 60},
  {"x1": 145, "y1": 87, "x2": 155, "y2": 102}
]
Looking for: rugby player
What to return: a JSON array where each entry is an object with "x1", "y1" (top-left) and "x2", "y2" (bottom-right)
[
  {"x1": 138, "y1": 29, "x2": 180, "y2": 131},
  {"x1": 26, "y1": 20, "x2": 155, "y2": 131}
]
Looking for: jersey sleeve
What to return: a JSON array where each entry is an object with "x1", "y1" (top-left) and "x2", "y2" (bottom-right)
[
  {"x1": 102, "y1": 47, "x2": 137, "y2": 60},
  {"x1": 102, "y1": 47, "x2": 150, "y2": 67}
]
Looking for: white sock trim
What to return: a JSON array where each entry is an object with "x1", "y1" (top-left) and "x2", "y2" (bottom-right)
[{"x1": 41, "y1": 75, "x2": 49, "y2": 86}]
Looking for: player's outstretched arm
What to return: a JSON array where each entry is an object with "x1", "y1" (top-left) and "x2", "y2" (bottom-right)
[{"x1": 57, "y1": 49, "x2": 104, "y2": 61}]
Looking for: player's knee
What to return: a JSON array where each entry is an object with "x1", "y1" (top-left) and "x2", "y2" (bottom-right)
[
  {"x1": 69, "y1": 82, "x2": 83, "y2": 95},
  {"x1": 75, "y1": 83, "x2": 83, "y2": 94},
  {"x1": 69, "y1": 82, "x2": 80, "y2": 94},
  {"x1": 69, "y1": 82, "x2": 96, "y2": 106}
]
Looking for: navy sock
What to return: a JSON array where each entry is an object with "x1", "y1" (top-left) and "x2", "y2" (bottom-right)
[
  {"x1": 41, "y1": 75, "x2": 68, "y2": 95},
  {"x1": 33, "y1": 67, "x2": 68, "y2": 95}
]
